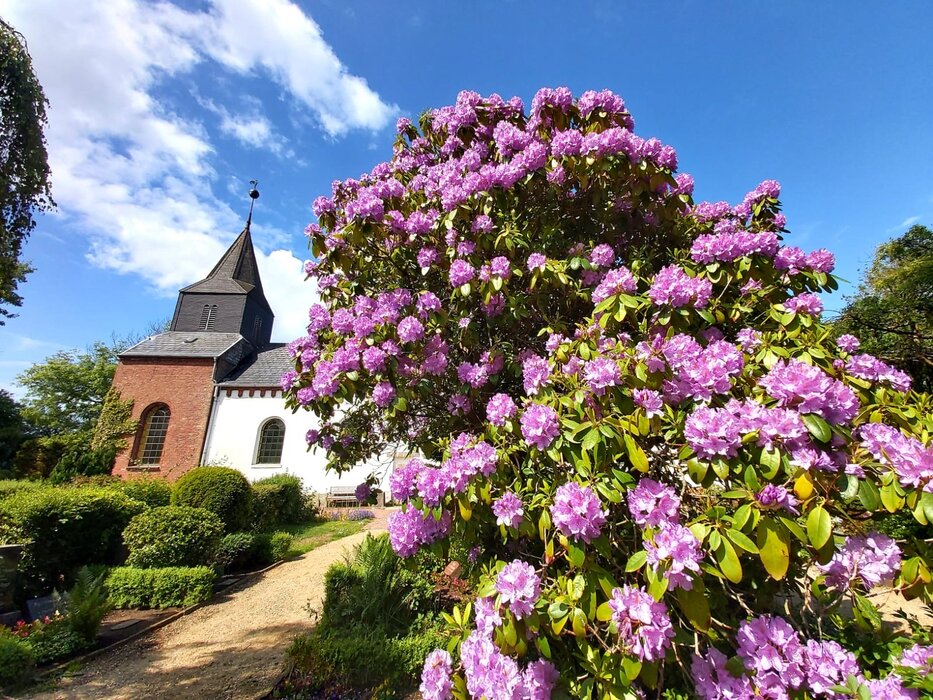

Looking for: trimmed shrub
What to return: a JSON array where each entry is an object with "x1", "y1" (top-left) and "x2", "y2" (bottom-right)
[
  {"x1": 20, "y1": 616, "x2": 86, "y2": 665},
  {"x1": 213, "y1": 531, "x2": 257, "y2": 573},
  {"x1": 0, "y1": 479, "x2": 42, "y2": 500},
  {"x1": 253, "y1": 531, "x2": 294, "y2": 566},
  {"x1": 0, "y1": 486, "x2": 146, "y2": 596},
  {"x1": 114, "y1": 478, "x2": 172, "y2": 508},
  {"x1": 106, "y1": 566, "x2": 215, "y2": 609},
  {"x1": 250, "y1": 474, "x2": 304, "y2": 530},
  {"x1": 172, "y1": 466, "x2": 252, "y2": 532},
  {"x1": 123, "y1": 506, "x2": 223, "y2": 568},
  {"x1": 0, "y1": 630, "x2": 34, "y2": 688}
]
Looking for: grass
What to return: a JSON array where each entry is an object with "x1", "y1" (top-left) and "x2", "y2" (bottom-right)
[{"x1": 280, "y1": 519, "x2": 368, "y2": 556}]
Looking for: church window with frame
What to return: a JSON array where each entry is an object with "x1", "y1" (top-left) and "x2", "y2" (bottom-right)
[
  {"x1": 136, "y1": 404, "x2": 170, "y2": 465},
  {"x1": 199, "y1": 304, "x2": 218, "y2": 330},
  {"x1": 255, "y1": 418, "x2": 285, "y2": 464}
]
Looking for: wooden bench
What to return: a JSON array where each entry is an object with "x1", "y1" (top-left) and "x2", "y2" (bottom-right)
[{"x1": 326, "y1": 486, "x2": 358, "y2": 507}]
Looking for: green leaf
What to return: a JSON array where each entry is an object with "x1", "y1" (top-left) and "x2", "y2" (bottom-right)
[
  {"x1": 572, "y1": 608, "x2": 587, "y2": 638},
  {"x1": 582, "y1": 428, "x2": 601, "y2": 452},
  {"x1": 623, "y1": 433, "x2": 649, "y2": 472},
  {"x1": 802, "y1": 413, "x2": 832, "y2": 443},
  {"x1": 806, "y1": 505, "x2": 832, "y2": 550},
  {"x1": 858, "y1": 479, "x2": 881, "y2": 511},
  {"x1": 757, "y1": 517, "x2": 790, "y2": 580},
  {"x1": 548, "y1": 601, "x2": 569, "y2": 620},
  {"x1": 880, "y1": 482, "x2": 905, "y2": 513},
  {"x1": 596, "y1": 601, "x2": 614, "y2": 622},
  {"x1": 567, "y1": 541, "x2": 586, "y2": 568},
  {"x1": 715, "y1": 539, "x2": 743, "y2": 583},
  {"x1": 724, "y1": 528, "x2": 759, "y2": 554},
  {"x1": 625, "y1": 550, "x2": 648, "y2": 572},
  {"x1": 675, "y1": 581, "x2": 711, "y2": 631}
]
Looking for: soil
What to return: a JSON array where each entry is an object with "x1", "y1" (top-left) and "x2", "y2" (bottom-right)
[{"x1": 22, "y1": 511, "x2": 391, "y2": 700}]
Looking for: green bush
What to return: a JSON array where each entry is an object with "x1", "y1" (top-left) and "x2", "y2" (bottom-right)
[
  {"x1": 114, "y1": 478, "x2": 172, "y2": 508},
  {"x1": 253, "y1": 531, "x2": 294, "y2": 566},
  {"x1": 123, "y1": 506, "x2": 223, "y2": 568},
  {"x1": 0, "y1": 478, "x2": 42, "y2": 500},
  {"x1": 65, "y1": 566, "x2": 112, "y2": 643},
  {"x1": 213, "y1": 531, "x2": 257, "y2": 573},
  {"x1": 0, "y1": 630, "x2": 34, "y2": 688},
  {"x1": 48, "y1": 445, "x2": 117, "y2": 484},
  {"x1": 0, "y1": 485, "x2": 146, "y2": 596},
  {"x1": 106, "y1": 566, "x2": 215, "y2": 609},
  {"x1": 21, "y1": 616, "x2": 87, "y2": 665},
  {"x1": 172, "y1": 467, "x2": 252, "y2": 532},
  {"x1": 250, "y1": 474, "x2": 304, "y2": 530}
]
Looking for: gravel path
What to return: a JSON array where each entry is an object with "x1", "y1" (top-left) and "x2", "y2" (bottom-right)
[{"x1": 26, "y1": 514, "x2": 390, "y2": 700}]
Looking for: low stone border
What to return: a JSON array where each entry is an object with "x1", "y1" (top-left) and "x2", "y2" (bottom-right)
[{"x1": 34, "y1": 558, "x2": 289, "y2": 682}]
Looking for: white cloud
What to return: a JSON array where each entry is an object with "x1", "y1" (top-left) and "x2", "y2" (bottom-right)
[
  {"x1": 0, "y1": 0, "x2": 395, "y2": 342},
  {"x1": 887, "y1": 215, "x2": 921, "y2": 233}
]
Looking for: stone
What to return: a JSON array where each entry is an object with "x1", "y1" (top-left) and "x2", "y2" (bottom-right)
[
  {"x1": 442, "y1": 561, "x2": 463, "y2": 579},
  {"x1": 26, "y1": 595, "x2": 59, "y2": 622}
]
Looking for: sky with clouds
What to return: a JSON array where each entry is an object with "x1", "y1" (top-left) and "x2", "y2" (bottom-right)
[{"x1": 0, "y1": 0, "x2": 931, "y2": 395}]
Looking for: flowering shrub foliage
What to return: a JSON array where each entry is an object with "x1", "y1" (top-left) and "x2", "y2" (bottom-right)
[{"x1": 286, "y1": 88, "x2": 933, "y2": 698}]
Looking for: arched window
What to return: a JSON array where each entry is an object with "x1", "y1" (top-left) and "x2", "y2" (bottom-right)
[
  {"x1": 199, "y1": 304, "x2": 217, "y2": 330},
  {"x1": 255, "y1": 418, "x2": 285, "y2": 464},
  {"x1": 136, "y1": 404, "x2": 170, "y2": 465}
]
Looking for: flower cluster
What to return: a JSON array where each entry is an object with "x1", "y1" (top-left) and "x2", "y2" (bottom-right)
[
  {"x1": 520, "y1": 403, "x2": 560, "y2": 450},
  {"x1": 419, "y1": 649, "x2": 453, "y2": 700},
  {"x1": 648, "y1": 265, "x2": 712, "y2": 308},
  {"x1": 846, "y1": 353, "x2": 912, "y2": 392},
  {"x1": 486, "y1": 393, "x2": 518, "y2": 426},
  {"x1": 492, "y1": 492, "x2": 524, "y2": 528},
  {"x1": 387, "y1": 508, "x2": 451, "y2": 558},
  {"x1": 859, "y1": 423, "x2": 933, "y2": 493},
  {"x1": 818, "y1": 532, "x2": 902, "y2": 591},
  {"x1": 608, "y1": 585, "x2": 674, "y2": 661},
  {"x1": 550, "y1": 482, "x2": 607, "y2": 543},
  {"x1": 496, "y1": 560, "x2": 541, "y2": 619},
  {"x1": 759, "y1": 359, "x2": 859, "y2": 425}
]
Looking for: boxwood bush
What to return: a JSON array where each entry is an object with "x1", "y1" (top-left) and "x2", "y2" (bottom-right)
[
  {"x1": 106, "y1": 566, "x2": 215, "y2": 609},
  {"x1": 171, "y1": 466, "x2": 252, "y2": 532},
  {"x1": 250, "y1": 474, "x2": 304, "y2": 530},
  {"x1": 122, "y1": 506, "x2": 223, "y2": 568},
  {"x1": 0, "y1": 486, "x2": 145, "y2": 596},
  {"x1": 114, "y1": 478, "x2": 172, "y2": 508},
  {"x1": 213, "y1": 531, "x2": 257, "y2": 572},
  {"x1": 0, "y1": 630, "x2": 34, "y2": 689}
]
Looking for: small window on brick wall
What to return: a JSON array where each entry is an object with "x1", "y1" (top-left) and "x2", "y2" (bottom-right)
[
  {"x1": 255, "y1": 418, "x2": 285, "y2": 464},
  {"x1": 136, "y1": 404, "x2": 170, "y2": 465}
]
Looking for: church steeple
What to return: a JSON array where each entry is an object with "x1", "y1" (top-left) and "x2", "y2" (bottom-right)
[{"x1": 169, "y1": 183, "x2": 274, "y2": 346}]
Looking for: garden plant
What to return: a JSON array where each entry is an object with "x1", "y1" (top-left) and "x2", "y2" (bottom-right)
[{"x1": 285, "y1": 88, "x2": 933, "y2": 698}]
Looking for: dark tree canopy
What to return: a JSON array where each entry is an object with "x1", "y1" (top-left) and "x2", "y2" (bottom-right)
[
  {"x1": 0, "y1": 17, "x2": 53, "y2": 323},
  {"x1": 835, "y1": 224, "x2": 933, "y2": 392}
]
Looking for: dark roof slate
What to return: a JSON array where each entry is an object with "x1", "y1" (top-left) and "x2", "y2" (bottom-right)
[
  {"x1": 218, "y1": 343, "x2": 292, "y2": 387},
  {"x1": 179, "y1": 226, "x2": 272, "y2": 312},
  {"x1": 120, "y1": 332, "x2": 250, "y2": 359}
]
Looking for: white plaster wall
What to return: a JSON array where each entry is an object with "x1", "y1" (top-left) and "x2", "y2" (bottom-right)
[{"x1": 202, "y1": 390, "x2": 392, "y2": 494}]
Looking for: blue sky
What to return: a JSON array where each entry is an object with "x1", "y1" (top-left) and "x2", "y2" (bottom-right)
[{"x1": 1, "y1": 0, "x2": 931, "y2": 395}]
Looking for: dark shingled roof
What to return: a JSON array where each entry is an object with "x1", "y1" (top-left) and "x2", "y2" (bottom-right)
[
  {"x1": 120, "y1": 332, "x2": 250, "y2": 359},
  {"x1": 218, "y1": 343, "x2": 293, "y2": 387}
]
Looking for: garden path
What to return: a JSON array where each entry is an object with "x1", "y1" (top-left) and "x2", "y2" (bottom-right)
[{"x1": 25, "y1": 511, "x2": 391, "y2": 700}]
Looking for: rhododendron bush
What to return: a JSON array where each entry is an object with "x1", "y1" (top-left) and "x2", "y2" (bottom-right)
[{"x1": 285, "y1": 88, "x2": 933, "y2": 699}]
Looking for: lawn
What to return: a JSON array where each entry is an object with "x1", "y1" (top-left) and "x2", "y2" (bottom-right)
[{"x1": 281, "y1": 519, "x2": 368, "y2": 556}]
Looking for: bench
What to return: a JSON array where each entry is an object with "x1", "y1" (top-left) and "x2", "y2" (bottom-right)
[{"x1": 326, "y1": 486, "x2": 358, "y2": 507}]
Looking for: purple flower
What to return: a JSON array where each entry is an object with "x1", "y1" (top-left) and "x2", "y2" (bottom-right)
[
  {"x1": 527, "y1": 253, "x2": 547, "y2": 272},
  {"x1": 417, "y1": 247, "x2": 438, "y2": 268},
  {"x1": 397, "y1": 315, "x2": 424, "y2": 343},
  {"x1": 583, "y1": 357, "x2": 620, "y2": 394},
  {"x1": 845, "y1": 353, "x2": 912, "y2": 392},
  {"x1": 863, "y1": 676, "x2": 919, "y2": 700},
  {"x1": 521, "y1": 659, "x2": 560, "y2": 700},
  {"x1": 756, "y1": 484, "x2": 800, "y2": 515},
  {"x1": 899, "y1": 643, "x2": 933, "y2": 676},
  {"x1": 736, "y1": 615, "x2": 806, "y2": 694},
  {"x1": 736, "y1": 328, "x2": 763, "y2": 352},
  {"x1": 608, "y1": 585, "x2": 674, "y2": 662},
  {"x1": 759, "y1": 359, "x2": 859, "y2": 425},
  {"x1": 803, "y1": 639, "x2": 860, "y2": 698},
  {"x1": 390, "y1": 458, "x2": 423, "y2": 502},
  {"x1": 460, "y1": 633, "x2": 521, "y2": 700},
  {"x1": 362, "y1": 346, "x2": 388, "y2": 373},
  {"x1": 628, "y1": 479, "x2": 680, "y2": 528},
  {"x1": 645, "y1": 523, "x2": 702, "y2": 590},
  {"x1": 648, "y1": 265, "x2": 713, "y2": 308},
  {"x1": 522, "y1": 355, "x2": 550, "y2": 395},
  {"x1": 492, "y1": 492, "x2": 524, "y2": 528},
  {"x1": 684, "y1": 404, "x2": 745, "y2": 460},
  {"x1": 785, "y1": 292, "x2": 824, "y2": 316},
  {"x1": 818, "y1": 531, "x2": 902, "y2": 591},
  {"x1": 806, "y1": 248, "x2": 836, "y2": 273},
  {"x1": 420, "y1": 649, "x2": 453, "y2": 700},
  {"x1": 486, "y1": 393, "x2": 518, "y2": 426},
  {"x1": 496, "y1": 560, "x2": 540, "y2": 619},
  {"x1": 633, "y1": 388, "x2": 664, "y2": 418},
  {"x1": 474, "y1": 596, "x2": 502, "y2": 636},
  {"x1": 373, "y1": 381, "x2": 396, "y2": 408},
  {"x1": 693, "y1": 647, "x2": 754, "y2": 700},
  {"x1": 550, "y1": 482, "x2": 607, "y2": 543},
  {"x1": 387, "y1": 508, "x2": 451, "y2": 558},
  {"x1": 355, "y1": 482, "x2": 372, "y2": 503},
  {"x1": 836, "y1": 334, "x2": 860, "y2": 354},
  {"x1": 449, "y1": 259, "x2": 476, "y2": 287},
  {"x1": 859, "y1": 423, "x2": 933, "y2": 492},
  {"x1": 589, "y1": 244, "x2": 615, "y2": 268},
  {"x1": 592, "y1": 266, "x2": 637, "y2": 304}
]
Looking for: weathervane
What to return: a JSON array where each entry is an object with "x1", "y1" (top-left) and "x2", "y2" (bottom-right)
[{"x1": 246, "y1": 179, "x2": 260, "y2": 227}]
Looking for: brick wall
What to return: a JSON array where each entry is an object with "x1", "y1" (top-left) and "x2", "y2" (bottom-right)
[{"x1": 111, "y1": 357, "x2": 216, "y2": 481}]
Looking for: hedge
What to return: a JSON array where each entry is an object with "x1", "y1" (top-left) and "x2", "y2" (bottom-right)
[
  {"x1": 0, "y1": 486, "x2": 146, "y2": 597},
  {"x1": 172, "y1": 467, "x2": 252, "y2": 532},
  {"x1": 0, "y1": 631, "x2": 34, "y2": 689},
  {"x1": 123, "y1": 506, "x2": 223, "y2": 568},
  {"x1": 106, "y1": 566, "x2": 216, "y2": 609},
  {"x1": 0, "y1": 479, "x2": 42, "y2": 501},
  {"x1": 114, "y1": 478, "x2": 172, "y2": 508},
  {"x1": 251, "y1": 474, "x2": 304, "y2": 530}
]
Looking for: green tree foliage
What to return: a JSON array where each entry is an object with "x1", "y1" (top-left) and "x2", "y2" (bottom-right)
[
  {"x1": 835, "y1": 224, "x2": 933, "y2": 392},
  {"x1": 0, "y1": 18, "x2": 53, "y2": 323},
  {"x1": 0, "y1": 389, "x2": 29, "y2": 475}
]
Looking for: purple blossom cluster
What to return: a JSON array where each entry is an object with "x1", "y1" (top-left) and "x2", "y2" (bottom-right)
[
  {"x1": 627, "y1": 478, "x2": 680, "y2": 528},
  {"x1": 633, "y1": 388, "x2": 664, "y2": 417},
  {"x1": 784, "y1": 292, "x2": 824, "y2": 316},
  {"x1": 756, "y1": 484, "x2": 800, "y2": 515},
  {"x1": 496, "y1": 559, "x2": 540, "y2": 618},
  {"x1": 459, "y1": 632, "x2": 559, "y2": 700},
  {"x1": 859, "y1": 423, "x2": 933, "y2": 492},
  {"x1": 582, "y1": 356, "x2": 620, "y2": 394},
  {"x1": 591, "y1": 265, "x2": 638, "y2": 304},
  {"x1": 899, "y1": 643, "x2": 933, "y2": 675},
  {"x1": 522, "y1": 355, "x2": 550, "y2": 395},
  {"x1": 759, "y1": 359, "x2": 858, "y2": 425},
  {"x1": 387, "y1": 508, "x2": 451, "y2": 558},
  {"x1": 520, "y1": 403, "x2": 561, "y2": 450},
  {"x1": 486, "y1": 393, "x2": 518, "y2": 426},
  {"x1": 550, "y1": 482, "x2": 607, "y2": 543},
  {"x1": 836, "y1": 334, "x2": 860, "y2": 353},
  {"x1": 845, "y1": 353, "x2": 912, "y2": 392},
  {"x1": 608, "y1": 585, "x2": 674, "y2": 661},
  {"x1": 659, "y1": 335, "x2": 745, "y2": 403},
  {"x1": 690, "y1": 223, "x2": 779, "y2": 264},
  {"x1": 736, "y1": 615, "x2": 806, "y2": 695},
  {"x1": 648, "y1": 265, "x2": 713, "y2": 308},
  {"x1": 818, "y1": 531, "x2": 902, "y2": 591},
  {"x1": 419, "y1": 649, "x2": 453, "y2": 700},
  {"x1": 414, "y1": 438, "x2": 499, "y2": 505},
  {"x1": 493, "y1": 492, "x2": 524, "y2": 528},
  {"x1": 774, "y1": 246, "x2": 836, "y2": 275}
]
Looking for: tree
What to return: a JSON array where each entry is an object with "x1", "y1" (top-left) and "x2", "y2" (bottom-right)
[
  {"x1": 287, "y1": 89, "x2": 933, "y2": 698},
  {"x1": 0, "y1": 388, "x2": 29, "y2": 475},
  {"x1": 834, "y1": 224, "x2": 933, "y2": 392},
  {"x1": 0, "y1": 18, "x2": 53, "y2": 323}
]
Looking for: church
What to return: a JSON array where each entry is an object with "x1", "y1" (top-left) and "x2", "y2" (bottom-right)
[{"x1": 109, "y1": 204, "x2": 387, "y2": 494}]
